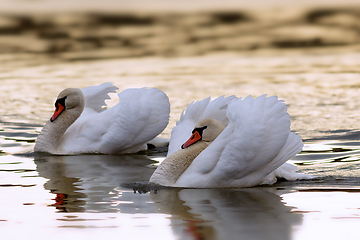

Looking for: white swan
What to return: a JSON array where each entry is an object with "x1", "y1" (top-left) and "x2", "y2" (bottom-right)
[
  {"x1": 150, "y1": 95, "x2": 312, "y2": 188},
  {"x1": 35, "y1": 82, "x2": 170, "y2": 155}
]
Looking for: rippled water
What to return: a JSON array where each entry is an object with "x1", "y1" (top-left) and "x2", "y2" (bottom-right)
[{"x1": 1, "y1": 50, "x2": 360, "y2": 239}]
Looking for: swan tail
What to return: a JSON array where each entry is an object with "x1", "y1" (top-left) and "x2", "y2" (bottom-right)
[{"x1": 261, "y1": 163, "x2": 315, "y2": 185}]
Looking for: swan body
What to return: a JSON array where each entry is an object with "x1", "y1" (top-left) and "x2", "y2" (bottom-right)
[
  {"x1": 35, "y1": 83, "x2": 170, "y2": 155},
  {"x1": 150, "y1": 95, "x2": 312, "y2": 188}
]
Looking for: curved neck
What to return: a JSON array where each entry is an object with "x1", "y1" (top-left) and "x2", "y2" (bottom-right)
[
  {"x1": 34, "y1": 107, "x2": 82, "y2": 154},
  {"x1": 150, "y1": 141, "x2": 209, "y2": 186}
]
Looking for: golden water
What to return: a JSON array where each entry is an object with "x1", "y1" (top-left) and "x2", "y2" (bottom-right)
[{"x1": 1, "y1": 50, "x2": 360, "y2": 240}]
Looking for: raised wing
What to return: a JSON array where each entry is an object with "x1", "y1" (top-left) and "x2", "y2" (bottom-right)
[
  {"x1": 81, "y1": 82, "x2": 118, "y2": 112},
  {"x1": 96, "y1": 87, "x2": 170, "y2": 153},
  {"x1": 175, "y1": 95, "x2": 303, "y2": 187},
  {"x1": 62, "y1": 87, "x2": 170, "y2": 154},
  {"x1": 168, "y1": 95, "x2": 236, "y2": 156}
]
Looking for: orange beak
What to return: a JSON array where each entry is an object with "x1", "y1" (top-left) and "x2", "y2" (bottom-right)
[
  {"x1": 181, "y1": 131, "x2": 202, "y2": 149},
  {"x1": 51, "y1": 102, "x2": 65, "y2": 122}
]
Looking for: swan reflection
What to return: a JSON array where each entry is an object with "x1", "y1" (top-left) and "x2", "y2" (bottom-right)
[
  {"x1": 34, "y1": 154, "x2": 157, "y2": 212},
  {"x1": 150, "y1": 188, "x2": 303, "y2": 240},
  {"x1": 34, "y1": 154, "x2": 303, "y2": 240}
]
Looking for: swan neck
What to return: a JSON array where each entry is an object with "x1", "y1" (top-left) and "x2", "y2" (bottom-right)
[
  {"x1": 34, "y1": 107, "x2": 82, "y2": 153},
  {"x1": 150, "y1": 141, "x2": 209, "y2": 186}
]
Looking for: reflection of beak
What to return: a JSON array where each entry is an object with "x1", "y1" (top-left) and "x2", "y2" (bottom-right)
[
  {"x1": 181, "y1": 131, "x2": 202, "y2": 149},
  {"x1": 51, "y1": 103, "x2": 65, "y2": 122},
  {"x1": 53, "y1": 193, "x2": 68, "y2": 205},
  {"x1": 184, "y1": 219, "x2": 206, "y2": 239}
]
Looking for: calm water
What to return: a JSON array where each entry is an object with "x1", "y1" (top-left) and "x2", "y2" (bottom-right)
[{"x1": 1, "y1": 50, "x2": 360, "y2": 239}]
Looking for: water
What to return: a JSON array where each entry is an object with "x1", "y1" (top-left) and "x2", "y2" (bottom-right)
[
  {"x1": 1, "y1": 51, "x2": 360, "y2": 240},
  {"x1": 1, "y1": 6, "x2": 360, "y2": 240}
]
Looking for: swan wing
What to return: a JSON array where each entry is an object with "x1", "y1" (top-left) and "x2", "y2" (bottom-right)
[
  {"x1": 81, "y1": 82, "x2": 118, "y2": 112},
  {"x1": 175, "y1": 95, "x2": 303, "y2": 188},
  {"x1": 168, "y1": 95, "x2": 236, "y2": 156},
  {"x1": 94, "y1": 87, "x2": 170, "y2": 153},
  {"x1": 61, "y1": 87, "x2": 170, "y2": 154}
]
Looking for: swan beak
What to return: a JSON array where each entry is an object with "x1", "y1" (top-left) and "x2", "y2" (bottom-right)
[
  {"x1": 181, "y1": 131, "x2": 202, "y2": 149},
  {"x1": 51, "y1": 102, "x2": 65, "y2": 122}
]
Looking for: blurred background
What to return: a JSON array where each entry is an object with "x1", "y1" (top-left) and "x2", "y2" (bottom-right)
[{"x1": 1, "y1": 0, "x2": 360, "y2": 61}]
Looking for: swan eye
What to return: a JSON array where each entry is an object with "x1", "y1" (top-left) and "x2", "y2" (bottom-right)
[
  {"x1": 54, "y1": 96, "x2": 67, "y2": 109},
  {"x1": 192, "y1": 125, "x2": 207, "y2": 135}
]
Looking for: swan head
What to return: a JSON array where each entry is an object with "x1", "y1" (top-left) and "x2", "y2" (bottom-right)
[
  {"x1": 51, "y1": 88, "x2": 85, "y2": 122},
  {"x1": 181, "y1": 118, "x2": 225, "y2": 149}
]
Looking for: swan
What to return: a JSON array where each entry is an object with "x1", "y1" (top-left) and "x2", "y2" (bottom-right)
[
  {"x1": 150, "y1": 95, "x2": 312, "y2": 188},
  {"x1": 35, "y1": 82, "x2": 170, "y2": 155}
]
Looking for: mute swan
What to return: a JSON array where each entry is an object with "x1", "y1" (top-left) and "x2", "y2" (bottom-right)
[
  {"x1": 150, "y1": 95, "x2": 312, "y2": 188},
  {"x1": 35, "y1": 82, "x2": 170, "y2": 155}
]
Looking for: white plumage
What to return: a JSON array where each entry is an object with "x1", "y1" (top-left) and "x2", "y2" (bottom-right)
[
  {"x1": 35, "y1": 82, "x2": 170, "y2": 154},
  {"x1": 150, "y1": 95, "x2": 312, "y2": 188}
]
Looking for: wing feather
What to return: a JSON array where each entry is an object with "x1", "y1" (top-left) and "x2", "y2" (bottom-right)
[
  {"x1": 100, "y1": 87, "x2": 170, "y2": 153},
  {"x1": 81, "y1": 82, "x2": 118, "y2": 112},
  {"x1": 62, "y1": 87, "x2": 170, "y2": 154}
]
